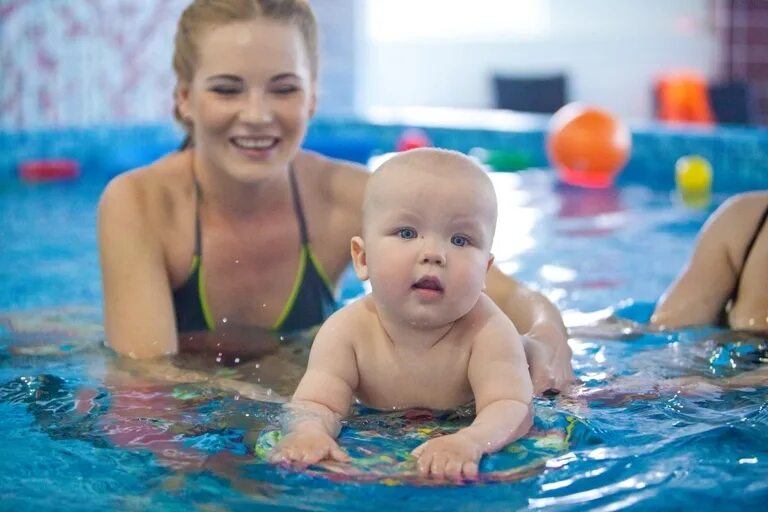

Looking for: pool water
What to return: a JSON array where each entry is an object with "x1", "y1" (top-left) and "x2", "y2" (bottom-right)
[{"x1": 1, "y1": 171, "x2": 767, "y2": 511}]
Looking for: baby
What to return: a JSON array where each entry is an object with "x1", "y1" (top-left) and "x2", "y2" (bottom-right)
[{"x1": 269, "y1": 148, "x2": 533, "y2": 481}]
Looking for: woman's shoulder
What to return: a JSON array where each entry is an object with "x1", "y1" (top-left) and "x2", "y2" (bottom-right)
[
  {"x1": 98, "y1": 151, "x2": 193, "y2": 227},
  {"x1": 295, "y1": 149, "x2": 369, "y2": 202}
]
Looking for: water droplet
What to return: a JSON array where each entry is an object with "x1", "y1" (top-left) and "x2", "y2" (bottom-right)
[
  {"x1": 222, "y1": 317, "x2": 228, "y2": 323},
  {"x1": 215, "y1": 357, "x2": 222, "y2": 363},
  {"x1": 234, "y1": 357, "x2": 240, "y2": 364},
  {"x1": 234, "y1": 259, "x2": 240, "y2": 264},
  {"x1": 262, "y1": 303, "x2": 267, "y2": 308},
  {"x1": 254, "y1": 363, "x2": 260, "y2": 369}
]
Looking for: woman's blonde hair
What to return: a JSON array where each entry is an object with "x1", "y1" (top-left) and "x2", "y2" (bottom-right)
[{"x1": 172, "y1": 0, "x2": 318, "y2": 131}]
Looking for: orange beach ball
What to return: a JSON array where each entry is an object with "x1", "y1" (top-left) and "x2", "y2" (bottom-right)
[{"x1": 546, "y1": 103, "x2": 632, "y2": 188}]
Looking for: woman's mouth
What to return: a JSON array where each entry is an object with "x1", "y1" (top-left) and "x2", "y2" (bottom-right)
[{"x1": 230, "y1": 136, "x2": 279, "y2": 154}]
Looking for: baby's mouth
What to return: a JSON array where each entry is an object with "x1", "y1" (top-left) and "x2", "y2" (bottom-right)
[{"x1": 412, "y1": 276, "x2": 444, "y2": 293}]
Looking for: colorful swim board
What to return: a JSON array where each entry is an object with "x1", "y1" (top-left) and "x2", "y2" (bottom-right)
[{"x1": 254, "y1": 406, "x2": 576, "y2": 485}]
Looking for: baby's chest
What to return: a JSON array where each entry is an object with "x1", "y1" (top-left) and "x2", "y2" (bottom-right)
[{"x1": 355, "y1": 348, "x2": 473, "y2": 409}]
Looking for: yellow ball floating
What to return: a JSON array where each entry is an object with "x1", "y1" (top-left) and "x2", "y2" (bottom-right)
[{"x1": 675, "y1": 155, "x2": 712, "y2": 208}]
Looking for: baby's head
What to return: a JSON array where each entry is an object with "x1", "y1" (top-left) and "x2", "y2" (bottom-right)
[{"x1": 352, "y1": 148, "x2": 498, "y2": 327}]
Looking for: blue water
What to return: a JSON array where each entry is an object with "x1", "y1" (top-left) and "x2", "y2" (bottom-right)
[{"x1": 1, "y1": 170, "x2": 767, "y2": 511}]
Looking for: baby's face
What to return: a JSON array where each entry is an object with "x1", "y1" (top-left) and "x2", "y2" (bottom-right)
[{"x1": 359, "y1": 154, "x2": 497, "y2": 328}]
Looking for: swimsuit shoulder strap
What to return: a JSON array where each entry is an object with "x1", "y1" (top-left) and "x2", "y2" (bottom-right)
[
  {"x1": 288, "y1": 164, "x2": 310, "y2": 245},
  {"x1": 192, "y1": 174, "x2": 202, "y2": 257},
  {"x1": 731, "y1": 200, "x2": 768, "y2": 300}
]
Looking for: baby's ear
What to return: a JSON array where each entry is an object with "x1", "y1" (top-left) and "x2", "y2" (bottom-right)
[
  {"x1": 350, "y1": 236, "x2": 369, "y2": 281},
  {"x1": 483, "y1": 254, "x2": 495, "y2": 291},
  {"x1": 486, "y1": 254, "x2": 495, "y2": 273}
]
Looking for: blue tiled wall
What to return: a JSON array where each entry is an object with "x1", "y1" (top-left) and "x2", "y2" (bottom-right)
[{"x1": 1, "y1": 116, "x2": 766, "y2": 192}]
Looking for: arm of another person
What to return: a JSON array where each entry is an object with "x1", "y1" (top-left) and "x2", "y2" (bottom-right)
[
  {"x1": 652, "y1": 195, "x2": 750, "y2": 329},
  {"x1": 268, "y1": 310, "x2": 360, "y2": 467},
  {"x1": 485, "y1": 266, "x2": 573, "y2": 394},
  {"x1": 412, "y1": 309, "x2": 533, "y2": 481},
  {"x1": 99, "y1": 174, "x2": 179, "y2": 359}
]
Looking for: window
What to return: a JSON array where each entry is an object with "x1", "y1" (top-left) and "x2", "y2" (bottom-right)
[{"x1": 365, "y1": 0, "x2": 550, "y2": 42}]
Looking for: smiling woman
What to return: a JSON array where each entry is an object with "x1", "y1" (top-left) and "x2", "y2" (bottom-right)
[
  {"x1": 97, "y1": 0, "x2": 573, "y2": 398},
  {"x1": 99, "y1": 0, "x2": 368, "y2": 362}
]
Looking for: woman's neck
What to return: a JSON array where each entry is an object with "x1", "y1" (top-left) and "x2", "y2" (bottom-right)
[{"x1": 191, "y1": 151, "x2": 290, "y2": 217}]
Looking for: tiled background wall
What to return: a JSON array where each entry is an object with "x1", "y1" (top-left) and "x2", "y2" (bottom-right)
[
  {"x1": 0, "y1": 0, "x2": 358, "y2": 130},
  {"x1": 718, "y1": 0, "x2": 768, "y2": 124}
]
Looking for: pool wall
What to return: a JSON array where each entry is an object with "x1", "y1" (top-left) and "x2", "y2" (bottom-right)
[{"x1": 1, "y1": 111, "x2": 766, "y2": 191}]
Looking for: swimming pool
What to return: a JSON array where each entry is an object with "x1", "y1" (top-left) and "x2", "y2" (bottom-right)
[{"x1": 1, "y1": 166, "x2": 767, "y2": 510}]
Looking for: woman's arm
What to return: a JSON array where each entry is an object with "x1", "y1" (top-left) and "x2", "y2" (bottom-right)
[
  {"x1": 98, "y1": 173, "x2": 179, "y2": 359},
  {"x1": 485, "y1": 266, "x2": 574, "y2": 394}
]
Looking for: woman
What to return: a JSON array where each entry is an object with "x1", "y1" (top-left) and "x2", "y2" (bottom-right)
[
  {"x1": 652, "y1": 191, "x2": 768, "y2": 331},
  {"x1": 98, "y1": 0, "x2": 573, "y2": 394}
]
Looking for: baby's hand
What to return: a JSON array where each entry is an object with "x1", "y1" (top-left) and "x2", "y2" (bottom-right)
[
  {"x1": 268, "y1": 429, "x2": 349, "y2": 469},
  {"x1": 411, "y1": 432, "x2": 483, "y2": 482}
]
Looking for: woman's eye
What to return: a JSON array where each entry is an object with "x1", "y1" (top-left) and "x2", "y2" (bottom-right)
[
  {"x1": 210, "y1": 86, "x2": 241, "y2": 95},
  {"x1": 397, "y1": 228, "x2": 417, "y2": 239},
  {"x1": 451, "y1": 235, "x2": 469, "y2": 247},
  {"x1": 272, "y1": 85, "x2": 300, "y2": 95}
]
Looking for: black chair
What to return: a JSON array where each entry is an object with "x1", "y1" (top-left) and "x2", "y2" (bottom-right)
[
  {"x1": 492, "y1": 74, "x2": 568, "y2": 114},
  {"x1": 708, "y1": 81, "x2": 758, "y2": 126}
]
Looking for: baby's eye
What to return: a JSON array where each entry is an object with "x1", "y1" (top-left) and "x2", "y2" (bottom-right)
[
  {"x1": 451, "y1": 235, "x2": 470, "y2": 247},
  {"x1": 397, "y1": 228, "x2": 417, "y2": 239}
]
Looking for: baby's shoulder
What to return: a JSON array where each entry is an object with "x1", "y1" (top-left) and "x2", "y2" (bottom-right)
[
  {"x1": 318, "y1": 296, "x2": 379, "y2": 341},
  {"x1": 466, "y1": 293, "x2": 512, "y2": 324},
  {"x1": 456, "y1": 294, "x2": 518, "y2": 342}
]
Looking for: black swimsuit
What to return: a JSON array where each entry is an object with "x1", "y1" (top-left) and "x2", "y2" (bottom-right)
[{"x1": 172, "y1": 166, "x2": 337, "y2": 333}]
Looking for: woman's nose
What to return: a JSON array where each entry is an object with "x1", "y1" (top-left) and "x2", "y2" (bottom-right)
[{"x1": 240, "y1": 92, "x2": 273, "y2": 123}]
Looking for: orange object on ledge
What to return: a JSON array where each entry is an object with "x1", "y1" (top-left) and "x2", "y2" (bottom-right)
[{"x1": 655, "y1": 73, "x2": 714, "y2": 125}]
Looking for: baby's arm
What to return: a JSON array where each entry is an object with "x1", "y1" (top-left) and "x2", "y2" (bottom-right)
[
  {"x1": 413, "y1": 313, "x2": 533, "y2": 481},
  {"x1": 268, "y1": 312, "x2": 359, "y2": 468}
]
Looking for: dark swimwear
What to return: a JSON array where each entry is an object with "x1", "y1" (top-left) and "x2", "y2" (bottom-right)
[
  {"x1": 172, "y1": 165, "x2": 337, "y2": 333},
  {"x1": 717, "y1": 201, "x2": 768, "y2": 327}
]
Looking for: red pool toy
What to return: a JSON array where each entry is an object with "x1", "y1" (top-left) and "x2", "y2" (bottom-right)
[
  {"x1": 396, "y1": 128, "x2": 432, "y2": 152},
  {"x1": 19, "y1": 159, "x2": 80, "y2": 183}
]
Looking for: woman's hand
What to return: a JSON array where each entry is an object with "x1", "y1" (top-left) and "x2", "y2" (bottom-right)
[{"x1": 522, "y1": 334, "x2": 575, "y2": 395}]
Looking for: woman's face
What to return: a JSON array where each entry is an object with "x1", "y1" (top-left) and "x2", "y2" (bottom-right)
[{"x1": 176, "y1": 19, "x2": 316, "y2": 182}]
